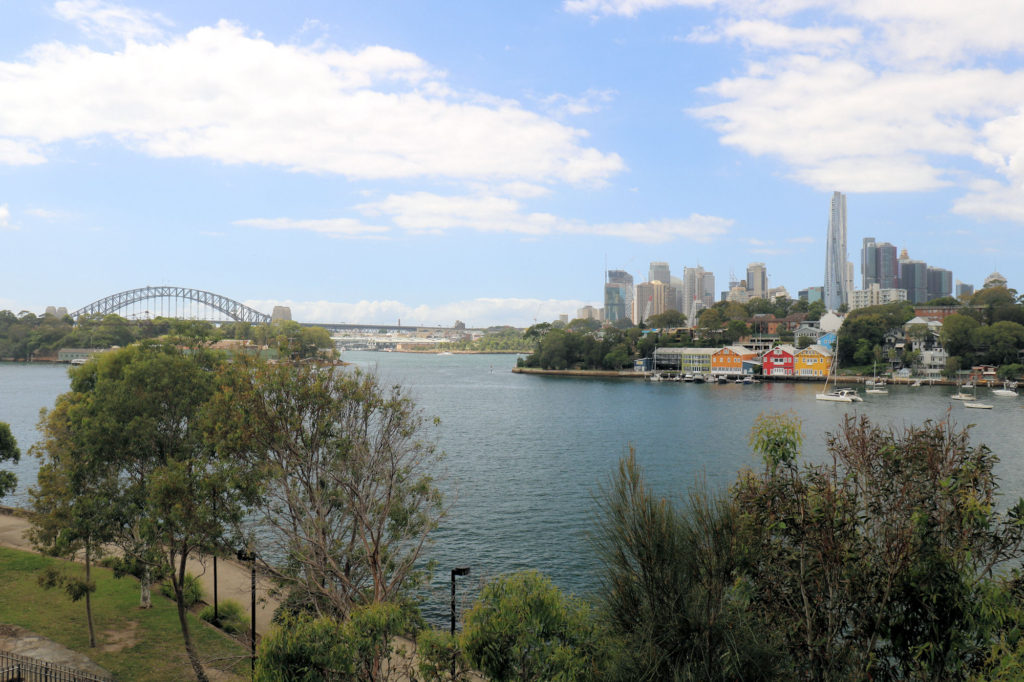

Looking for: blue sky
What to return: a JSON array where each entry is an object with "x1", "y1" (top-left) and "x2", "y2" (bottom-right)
[{"x1": 1, "y1": 1, "x2": 1022, "y2": 327}]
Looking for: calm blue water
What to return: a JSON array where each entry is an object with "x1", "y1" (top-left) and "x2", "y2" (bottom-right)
[{"x1": 3, "y1": 354, "x2": 1024, "y2": 621}]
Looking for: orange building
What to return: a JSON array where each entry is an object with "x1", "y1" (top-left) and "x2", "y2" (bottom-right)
[{"x1": 711, "y1": 345, "x2": 756, "y2": 376}]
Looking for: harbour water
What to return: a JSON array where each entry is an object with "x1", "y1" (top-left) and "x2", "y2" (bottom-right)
[{"x1": 2, "y1": 353, "x2": 1023, "y2": 621}]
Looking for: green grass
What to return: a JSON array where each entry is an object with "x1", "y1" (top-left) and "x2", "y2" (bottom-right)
[{"x1": 0, "y1": 547, "x2": 250, "y2": 681}]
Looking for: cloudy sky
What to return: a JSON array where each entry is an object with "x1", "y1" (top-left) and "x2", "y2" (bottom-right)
[{"x1": 1, "y1": 1, "x2": 1022, "y2": 326}]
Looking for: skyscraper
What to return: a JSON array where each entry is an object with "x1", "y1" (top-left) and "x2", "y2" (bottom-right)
[
  {"x1": 898, "y1": 256, "x2": 928, "y2": 304},
  {"x1": 682, "y1": 266, "x2": 711, "y2": 322},
  {"x1": 604, "y1": 270, "x2": 634, "y2": 323},
  {"x1": 861, "y1": 237, "x2": 898, "y2": 289},
  {"x1": 648, "y1": 262, "x2": 671, "y2": 288},
  {"x1": 926, "y1": 267, "x2": 952, "y2": 301},
  {"x1": 824, "y1": 191, "x2": 848, "y2": 311},
  {"x1": 746, "y1": 262, "x2": 767, "y2": 300}
]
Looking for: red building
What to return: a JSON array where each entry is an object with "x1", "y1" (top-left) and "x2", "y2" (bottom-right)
[{"x1": 761, "y1": 344, "x2": 796, "y2": 377}]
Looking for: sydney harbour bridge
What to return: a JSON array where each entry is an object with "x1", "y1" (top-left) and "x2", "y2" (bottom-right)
[{"x1": 68, "y1": 286, "x2": 466, "y2": 333}]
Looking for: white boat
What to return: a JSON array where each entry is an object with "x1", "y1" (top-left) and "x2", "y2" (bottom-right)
[
  {"x1": 965, "y1": 401, "x2": 993, "y2": 409},
  {"x1": 992, "y1": 381, "x2": 1018, "y2": 397},
  {"x1": 648, "y1": 372, "x2": 664, "y2": 382},
  {"x1": 816, "y1": 340, "x2": 862, "y2": 402},
  {"x1": 911, "y1": 379, "x2": 922, "y2": 387},
  {"x1": 865, "y1": 364, "x2": 887, "y2": 393}
]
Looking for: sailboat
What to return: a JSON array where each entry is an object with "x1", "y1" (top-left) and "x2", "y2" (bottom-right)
[
  {"x1": 816, "y1": 346, "x2": 862, "y2": 403},
  {"x1": 950, "y1": 380, "x2": 974, "y2": 400},
  {"x1": 865, "y1": 363, "x2": 888, "y2": 395},
  {"x1": 964, "y1": 383, "x2": 993, "y2": 409}
]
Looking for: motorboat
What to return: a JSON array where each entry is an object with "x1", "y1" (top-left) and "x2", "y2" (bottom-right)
[
  {"x1": 964, "y1": 401, "x2": 993, "y2": 409},
  {"x1": 816, "y1": 388, "x2": 864, "y2": 403},
  {"x1": 992, "y1": 381, "x2": 1018, "y2": 397}
]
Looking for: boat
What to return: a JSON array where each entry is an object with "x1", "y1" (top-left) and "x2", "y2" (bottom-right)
[
  {"x1": 950, "y1": 382, "x2": 974, "y2": 400},
  {"x1": 964, "y1": 401, "x2": 994, "y2": 409},
  {"x1": 647, "y1": 372, "x2": 664, "y2": 382},
  {"x1": 865, "y1": 364, "x2": 888, "y2": 394},
  {"x1": 992, "y1": 381, "x2": 1019, "y2": 397},
  {"x1": 682, "y1": 373, "x2": 695, "y2": 382},
  {"x1": 816, "y1": 344, "x2": 862, "y2": 402},
  {"x1": 911, "y1": 379, "x2": 922, "y2": 387}
]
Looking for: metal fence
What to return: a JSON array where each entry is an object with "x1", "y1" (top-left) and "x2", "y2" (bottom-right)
[{"x1": 0, "y1": 649, "x2": 114, "y2": 682}]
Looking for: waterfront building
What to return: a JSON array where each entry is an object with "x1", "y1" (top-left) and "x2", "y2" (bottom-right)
[
  {"x1": 680, "y1": 347, "x2": 716, "y2": 375},
  {"x1": 57, "y1": 348, "x2": 107, "y2": 363},
  {"x1": 824, "y1": 191, "x2": 850, "y2": 311},
  {"x1": 747, "y1": 262, "x2": 767, "y2": 300},
  {"x1": 761, "y1": 345, "x2": 797, "y2": 376},
  {"x1": 850, "y1": 284, "x2": 908, "y2": 310},
  {"x1": 795, "y1": 345, "x2": 833, "y2": 378},
  {"x1": 604, "y1": 270, "x2": 634, "y2": 323},
  {"x1": 926, "y1": 267, "x2": 953, "y2": 301},
  {"x1": 711, "y1": 345, "x2": 756, "y2": 375}
]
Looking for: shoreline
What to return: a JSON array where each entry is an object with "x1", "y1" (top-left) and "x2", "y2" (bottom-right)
[{"x1": 511, "y1": 367, "x2": 962, "y2": 385}]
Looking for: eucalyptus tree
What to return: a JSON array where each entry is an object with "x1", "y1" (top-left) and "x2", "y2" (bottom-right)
[
  {"x1": 30, "y1": 343, "x2": 260, "y2": 682},
  {"x1": 205, "y1": 358, "x2": 446, "y2": 620}
]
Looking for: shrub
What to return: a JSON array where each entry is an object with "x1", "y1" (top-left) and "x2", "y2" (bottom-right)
[
  {"x1": 200, "y1": 599, "x2": 246, "y2": 634},
  {"x1": 160, "y1": 572, "x2": 203, "y2": 608}
]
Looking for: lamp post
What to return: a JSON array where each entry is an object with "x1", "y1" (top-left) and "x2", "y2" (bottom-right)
[
  {"x1": 450, "y1": 567, "x2": 470, "y2": 680},
  {"x1": 236, "y1": 547, "x2": 257, "y2": 676}
]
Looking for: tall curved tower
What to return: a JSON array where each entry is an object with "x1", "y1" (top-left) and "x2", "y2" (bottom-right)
[{"x1": 824, "y1": 191, "x2": 847, "y2": 311}]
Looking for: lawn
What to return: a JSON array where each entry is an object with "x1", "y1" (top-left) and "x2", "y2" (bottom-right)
[{"x1": 0, "y1": 547, "x2": 251, "y2": 681}]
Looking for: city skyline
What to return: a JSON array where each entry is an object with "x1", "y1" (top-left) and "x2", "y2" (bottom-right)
[{"x1": 2, "y1": 2, "x2": 1023, "y2": 327}]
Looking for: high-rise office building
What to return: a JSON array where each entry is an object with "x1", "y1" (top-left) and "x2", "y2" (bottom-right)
[
  {"x1": 701, "y1": 271, "x2": 715, "y2": 309},
  {"x1": 861, "y1": 237, "x2": 898, "y2": 289},
  {"x1": 926, "y1": 267, "x2": 952, "y2": 301},
  {"x1": 681, "y1": 266, "x2": 712, "y2": 322},
  {"x1": 898, "y1": 254, "x2": 928, "y2": 304},
  {"x1": 604, "y1": 270, "x2": 634, "y2": 323},
  {"x1": 649, "y1": 262, "x2": 671, "y2": 289},
  {"x1": 746, "y1": 262, "x2": 767, "y2": 300},
  {"x1": 635, "y1": 280, "x2": 670, "y2": 323},
  {"x1": 824, "y1": 191, "x2": 849, "y2": 311},
  {"x1": 956, "y1": 280, "x2": 974, "y2": 299}
]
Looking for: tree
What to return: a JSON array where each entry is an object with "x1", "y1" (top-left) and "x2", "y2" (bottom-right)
[
  {"x1": 941, "y1": 313, "x2": 981, "y2": 359},
  {"x1": 255, "y1": 603, "x2": 414, "y2": 682},
  {"x1": 461, "y1": 570, "x2": 609, "y2": 682},
  {"x1": 735, "y1": 413, "x2": 1024, "y2": 680},
  {"x1": 206, "y1": 359, "x2": 445, "y2": 619},
  {"x1": 593, "y1": 449, "x2": 779, "y2": 681},
  {"x1": 0, "y1": 422, "x2": 18, "y2": 501},
  {"x1": 796, "y1": 335, "x2": 814, "y2": 349},
  {"x1": 646, "y1": 310, "x2": 686, "y2": 329},
  {"x1": 35, "y1": 343, "x2": 259, "y2": 682}
]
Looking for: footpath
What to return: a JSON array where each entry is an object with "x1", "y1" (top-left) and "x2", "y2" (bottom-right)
[{"x1": 0, "y1": 507, "x2": 279, "y2": 637}]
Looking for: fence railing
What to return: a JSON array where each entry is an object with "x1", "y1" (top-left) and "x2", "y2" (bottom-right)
[{"x1": 0, "y1": 649, "x2": 114, "y2": 682}]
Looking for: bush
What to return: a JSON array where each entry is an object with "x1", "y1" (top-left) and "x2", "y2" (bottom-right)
[
  {"x1": 160, "y1": 572, "x2": 203, "y2": 608},
  {"x1": 200, "y1": 599, "x2": 246, "y2": 634}
]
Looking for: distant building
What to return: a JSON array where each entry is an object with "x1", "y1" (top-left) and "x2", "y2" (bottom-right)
[
  {"x1": 926, "y1": 267, "x2": 953, "y2": 301},
  {"x1": 799, "y1": 286, "x2": 824, "y2": 304},
  {"x1": 681, "y1": 266, "x2": 711, "y2": 322},
  {"x1": 824, "y1": 191, "x2": 850, "y2": 311},
  {"x1": 271, "y1": 305, "x2": 292, "y2": 322},
  {"x1": 635, "y1": 280, "x2": 671, "y2": 323},
  {"x1": 604, "y1": 270, "x2": 634, "y2": 323},
  {"x1": 576, "y1": 305, "x2": 602, "y2": 321},
  {"x1": 898, "y1": 254, "x2": 929, "y2": 304},
  {"x1": 747, "y1": 262, "x2": 767, "y2": 300},
  {"x1": 861, "y1": 238, "x2": 898, "y2": 289},
  {"x1": 649, "y1": 262, "x2": 671, "y2": 290},
  {"x1": 558, "y1": 314, "x2": 569, "y2": 324},
  {"x1": 956, "y1": 280, "x2": 975, "y2": 299},
  {"x1": 850, "y1": 284, "x2": 908, "y2": 310},
  {"x1": 984, "y1": 271, "x2": 1008, "y2": 288}
]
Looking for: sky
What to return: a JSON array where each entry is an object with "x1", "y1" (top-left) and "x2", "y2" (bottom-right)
[{"x1": 1, "y1": 0, "x2": 1023, "y2": 327}]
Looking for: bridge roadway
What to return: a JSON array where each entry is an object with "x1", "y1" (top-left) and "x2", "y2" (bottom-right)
[{"x1": 300, "y1": 322, "x2": 484, "y2": 333}]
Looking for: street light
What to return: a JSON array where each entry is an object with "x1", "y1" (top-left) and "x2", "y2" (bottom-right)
[
  {"x1": 236, "y1": 547, "x2": 257, "y2": 676},
  {"x1": 450, "y1": 567, "x2": 470, "y2": 680}
]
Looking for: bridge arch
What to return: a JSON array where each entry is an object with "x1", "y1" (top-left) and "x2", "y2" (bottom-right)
[{"x1": 71, "y1": 286, "x2": 272, "y2": 325}]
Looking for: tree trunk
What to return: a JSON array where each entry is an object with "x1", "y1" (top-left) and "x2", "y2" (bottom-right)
[
  {"x1": 140, "y1": 565, "x2": 152, "y2": 609},
  {"x1": 85, "y1": 540, "x2": 96, "y2": 648},
  {"x1": 174, "y1": 557, "x2": 209, "y2": 682}
]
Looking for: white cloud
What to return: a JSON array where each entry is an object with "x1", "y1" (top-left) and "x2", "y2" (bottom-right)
[
  {"x1": 245, "y1": 297, "x2": 589, "y2": 328},
  {"x1": 0, "y1": 20, "x2": 623, "y2": 185},
  {"x1": 354, "y1": 191, "x2": 730, "y2": 243},
  {"x1": 25, "y1": 208, "x2": 68, "y2": 219},
  {"x1": 0, "y1": 140, "x2": 46, "y2": 165},
  {"x1": 702, "y1": 20, "x2": 861, "y2": 53},
  {"x1": 539, "y1": 89, "x2": 617, "y2": 117},
  {"x1": 233, "y1": 217, "x2": 391, "y2": 239},
  {"x1": 0, "y1": 204, "x2": 12, "y2": 230},
  {"x1": 53, "y1": 0, "x2": 172, "y2": 42},
  {"x1": 564, "y1": 0, "x2": 715, "y2": 18}
]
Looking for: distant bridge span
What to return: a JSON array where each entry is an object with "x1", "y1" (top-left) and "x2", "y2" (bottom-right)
[{"x1": 71, "y1": 286, "x2": 272, "y2": 325}]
